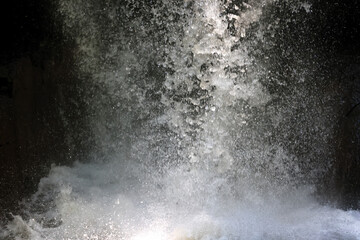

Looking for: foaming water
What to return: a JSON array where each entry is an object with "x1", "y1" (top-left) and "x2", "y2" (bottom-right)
[
  {"x1": 2, "y1": 0, "x2": 360, "y2": 239},
  {"x1": 3, "y1": 161, "x2": 360, "y2": 239}
]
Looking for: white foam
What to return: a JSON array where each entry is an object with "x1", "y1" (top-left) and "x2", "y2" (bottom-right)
[{"x1": 4, "y1": 161, "x2": 360, "y2": 239}]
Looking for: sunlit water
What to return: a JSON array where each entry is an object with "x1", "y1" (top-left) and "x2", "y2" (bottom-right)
[{"x1": 2, "y1": 0, "x2": 360, "y2": 239}]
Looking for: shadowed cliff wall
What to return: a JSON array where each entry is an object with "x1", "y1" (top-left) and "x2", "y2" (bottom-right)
[{"x1": 0, "y1": 0, "x2": 91, "y2": 222}]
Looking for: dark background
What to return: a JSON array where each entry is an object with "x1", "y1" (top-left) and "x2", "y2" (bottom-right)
[{"x1": 0, "y1": 0, "x2": 91, "y2": 223}]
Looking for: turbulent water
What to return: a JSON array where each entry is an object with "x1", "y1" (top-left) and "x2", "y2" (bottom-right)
[{"x1": 2, "y1": 0, "x2": 360, "y2": 239}]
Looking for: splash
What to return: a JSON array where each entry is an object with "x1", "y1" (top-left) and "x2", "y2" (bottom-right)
[{"x1": 2, "y1": 0, "x2": 360, "y2": 239}]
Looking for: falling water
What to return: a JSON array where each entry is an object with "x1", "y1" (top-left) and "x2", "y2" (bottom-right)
[{"x1": 2, "y1": 0, "x2": 360, "y2": 239}]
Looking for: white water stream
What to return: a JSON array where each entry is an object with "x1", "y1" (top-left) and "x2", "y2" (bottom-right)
[{"x1": 2, "y1": 0, "x2": 360, "y2": 239}]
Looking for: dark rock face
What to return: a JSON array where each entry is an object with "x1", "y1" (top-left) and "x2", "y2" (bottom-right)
[
  {"x1": 333, "y1": 63, "x2": 360, "y2": 209},
  {"x1": 316, "y1": 0, "x2": 360, "y2": 209},
  {"x1": 0, "y1": 54, "x2": 72, "y2": 222},
  {"x1": 0, "y1": 0, "x2": 90, "y2": 223}
]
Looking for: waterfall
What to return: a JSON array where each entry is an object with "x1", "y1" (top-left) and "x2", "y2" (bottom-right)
[{"x1": 2, "y1": 0, "x2": 360, "y2": 239}]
